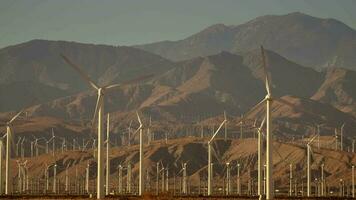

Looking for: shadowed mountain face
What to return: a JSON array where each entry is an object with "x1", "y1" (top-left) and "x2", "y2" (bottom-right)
[
  {"x1": 135, "y1": 12, "x2": 356, "y2": 71},
  {"x1": 14, "y1": 50, "x2": 355, "y2": 138},
  {"x1": 20, "y1": 49, "x2": 328, "y2": 121},
  {"x1": 0, "y1": 39, "x2": 355, "y2": 139},
  {"x1": 0, "y1": 39, "x2": 176, "y2": 111}
]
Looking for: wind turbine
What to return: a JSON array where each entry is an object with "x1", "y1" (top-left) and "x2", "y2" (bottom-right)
[
  {"x1": 5, "y1": 109, "x2": 24, "y2": 194},
  {"x1": 86, "y1": 161, "x2": 90, "y2": 194},
  {"x1": 0, "y1": 137, "x2": 3, "y2": 195},
  {"x1": 225, "y1": 162, "x2": 231, "y2": 195},
  {"x1": 53, "y1": 163, "x2": 57, "y2": 193},
  {"x1": 182, "y1": 162, "x2": 187, "y2": 194},
  {"x1": 341, "y1": 123, "x2": 345, "y2": 151},
  {"x1": 106, "y1": 113, "x2": 110, "y2": 196},
  {"x1": 135, "y1": 112, "x2": 144, "y2": 195},
  {"x1": 20, "y1": 137, "x2": 25, "y2": 159},
  {"x1": 207, "y1": 115, "x2": 227, "y2": 195},
  {"x1": 236, "y1": 162, "x2": 241, "y2": 195},
  {"x1": 51, "y1": 128, "x2": 55, "y2": 156},
  {"x1": 61, "y1": 54, "x2": 152, "y2": 199},
  {"x1": 231, "y1": 46, "x2": 314, "y2": 199},
  {"x1": 307, "y1": 134, "x2": 317, "y2": 197},
  {"x1": 30, "y1": 141, "x2": 34, "y2": 157},
  {"x1": 15, "y1": 137, "x2": 21, "y2": 158},
  {"x1": 127, "y1": 162, "x2": 132, "y2": 193},
  {"x1": 352, "y1": 165, "x2": 355, "y2": 198},
  {"x1": 65, "y1": 163, "x2": 70, "y2": 193},
  {"x1": 118, "y1": 164, "x2": 123, "y2": 194},
  {"x1": 127, "y1": 121, "x2": 132, "y2": 146},
  {"x1": 257, "y1": 118, "x2": 266, "y2": 200}
]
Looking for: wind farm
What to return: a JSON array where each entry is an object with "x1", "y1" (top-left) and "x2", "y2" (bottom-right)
[{"x1": 1, "y1": 1, "x2": 356, "y2": 200}]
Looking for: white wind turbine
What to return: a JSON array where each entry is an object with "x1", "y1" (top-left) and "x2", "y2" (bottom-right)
[
  {"x1": 4, "y1": 110, "x2": 24, "y2": 195},
  {"x1": 61, "y1": 54, "x2": 151, "y2": 199},
  {"x1": 105, "y1": 113, "x2": 110, "y2": 196},
  {"x1": 229, "y1": 46, "x2": 316, "y2": 199},
  {"x1": 257, "y1": 117, "x2": 266, "y2": 200},
  {"x1": 307, "y1": 134, "x2": 317, "y2": 197},
  {"x1": 341, "y1": 123, "x2": 345, "y2": 151},
  {"x1": 131, "y1": 112, "x2": 144, "y2": 195},
  {"x1": 207, "y1": 115, "x2": 227, "y2": 195},
  {"x1": 15, "y1": 137, "x2": 21, "y2": 158},
  {"x1": 51, "y1": 128, "x2": 55, "y2": 156},
  {"x1": 0, "y1": 136, "x2": 4, "y2": 195}
]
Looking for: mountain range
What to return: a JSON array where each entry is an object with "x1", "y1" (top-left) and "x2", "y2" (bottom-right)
[
  {"x1": 135, "y1": 12, "x2": 356, "y2": 71},
  {"x1": 0, "y1": 12, "x2": 355, "y2": 140}
]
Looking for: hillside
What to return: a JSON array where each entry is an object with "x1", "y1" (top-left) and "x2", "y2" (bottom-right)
[
  {"x1": 312, "y1": 68, "x2": 356, "y2": 117},
  {"x1": 0, "y1": 39, "x2": 175, "y2": 112},
  {"x1": 135, "y1": 12, "x2": 356, "y2": 71}
]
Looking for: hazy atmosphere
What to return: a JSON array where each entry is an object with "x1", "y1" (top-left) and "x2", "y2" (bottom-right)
[
  {"x1": 0, "y1": 1, "x2": 356, "y2": 200},
  {"x1": 1, "y1": 0, "x2": 356, "y2": 48}
]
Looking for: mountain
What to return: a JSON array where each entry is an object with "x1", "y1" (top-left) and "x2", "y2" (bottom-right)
[
  {"x1": 0, "y1": 39, "x2": 175, "y2": 112},
  {"x1": 24, "y1": 50, "x2": 323, "y2": 121},
  {"x1": 16, "y1": 50, "x2": 355, "y2": 139},
  {"x1": 312, "y1": 68, "x2": 356, "y2": 117},
  {"x1": 135, "y1": 12, "x2": 356, "y2": 71},
  {"x1": 0, "y1": 39, "x2": 355, "y2": 140}
]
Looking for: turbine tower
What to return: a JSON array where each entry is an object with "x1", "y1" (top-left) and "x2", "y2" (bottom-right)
[
  {"x1": 307, "y1": 135, "x2": 317, "y2": 197},
  {"x1": 5, "y1": 110, "x2": 24, "y2": 195},
  {"x1": 261, "y1": 46, "x2": 274, "y2": 200},
  {"x1": 257, "y1": 118, "x2": 266, "y2": 200},
  {"x1": 136, "y1": 112, "x2": 144, "y2": 195},
  {"x1": 61, "y1": 54, "x2": 152, "y2": 199},
  {"x1": 106, "y1": 113, "x2": 110, "y2": 195},
  {"x1": 228, "y1": 46, "x2": 311, "y2": 199},
  {"x1": 0, "y1": 138, "x2": 3, "y2": 195},
  {"x1": 207, "y1": 115, "x2": 227, "y2": 195}
]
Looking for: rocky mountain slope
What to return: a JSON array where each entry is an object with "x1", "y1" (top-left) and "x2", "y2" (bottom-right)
[{"x1": 312, "y1": 68, "x2": 356, "y2": 117}]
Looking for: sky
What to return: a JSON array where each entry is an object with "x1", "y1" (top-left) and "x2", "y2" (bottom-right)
[{"x1": 0, "y1": 0, "x2": 355, "y2": 48}]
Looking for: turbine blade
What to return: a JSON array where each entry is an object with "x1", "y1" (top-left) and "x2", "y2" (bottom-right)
[
  {"x1": 211, "y1": 143, "x2": 222, "y2": 164},
  {"x1": 136, "y1": 112, "x2": 142, "y2": 126},
  {"x1": 236, "y1": 98, "x2": 267, "y2": 125},
  {"x1": 104, "y1": 74, "x2": 154, "y2": 90},
  {"x1": 60, "y1": 54, "x2": 99, "y2": 90},
  {"x1": 308, "y1": 134, "x2": 318, "y2": 145},
  {"x1": 259, "y1": 117, "x2": 266, "y2": 130},
  {"x1": 10, "y1": 130, "x2": 16, "y2": 153},
  {"x1": 9, "y1": 109, "x2": 24, "y2": 124},
  {"x1": 92, "y1": 94, "x2": 103, "y2": 124},
  {"x1": 130, "y1": 127, "x2": 141, "y2": 142},
  {"x1": 260, "y1": 46, "x2": 272, "y2": 96}
]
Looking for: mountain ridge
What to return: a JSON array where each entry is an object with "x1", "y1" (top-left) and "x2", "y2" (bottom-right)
[{"x1": 135, "y1": 12, "x2": 356, "y2": 71}]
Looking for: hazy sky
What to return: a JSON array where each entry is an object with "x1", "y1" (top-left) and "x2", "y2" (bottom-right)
[{"x1": 1, "y1": 0, "x2": 355, "y2": 48}]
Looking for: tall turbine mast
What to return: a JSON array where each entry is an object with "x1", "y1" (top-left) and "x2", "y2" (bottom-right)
[
  {"x1": 261, "y1": 46, "x2": 274, "y2": 200},
  {"x1": 5, "y1": 109, "x2": 24, "y2": 195},
  {"x1": 307, "y1": 135, "x2": 317, "y2": 197},
  {"x1": 227, "y1": 46, "x2": 314, "y2": 199},
  {"x1": 136, "y1": 112, "x2": 144, "y2": 195},
  {"x1": 0, "y1": 138, "x2": 3, "y2": 195},
  {"x1": 257, "y1": 118, "x2": 266, "y2": 200},
  {"x1": 207, "y1": 114, "x2": 227, "y2": 195},
  {"x1": 106, "y1": 113, "x2": 110, "y2": 195}
]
